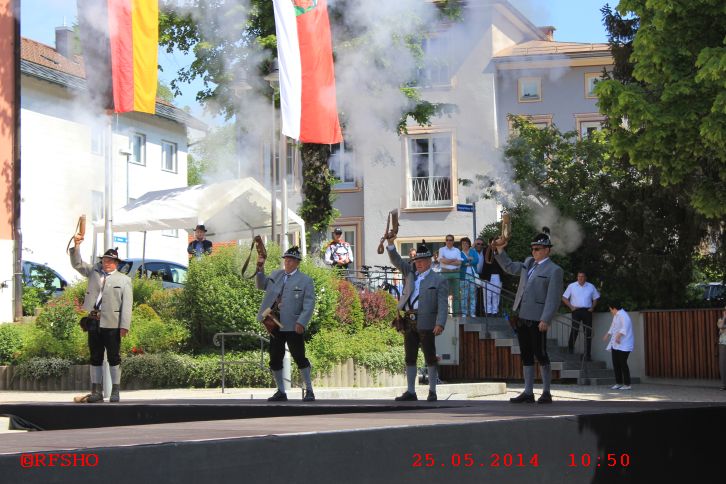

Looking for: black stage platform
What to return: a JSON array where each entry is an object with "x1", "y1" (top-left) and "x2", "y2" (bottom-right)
[{"x1": 1, "y1": 399, "x2": 724, "y2": 483}]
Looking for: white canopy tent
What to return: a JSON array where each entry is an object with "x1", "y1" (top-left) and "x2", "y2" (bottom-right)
[{"x1": 93, "y1": 177, "x2": 306, "y2": 255}]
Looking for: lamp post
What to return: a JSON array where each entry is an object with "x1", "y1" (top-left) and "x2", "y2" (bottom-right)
[
  {"x1": 263, "y1": 66, "x2": 279, "y2": 246},
  {"x1": 119, "y1": 147, "x2": 132, "y2": 258},
  {"x1": 264, "y1": 63, "x2": 289, "y2": 252}
]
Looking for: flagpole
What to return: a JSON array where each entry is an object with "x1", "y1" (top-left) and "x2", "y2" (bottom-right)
[
  {"x1": 280, "y1": 134, "x2": 288, "y2": 253},
  {"x1": 103, "y1": 113, "x2": 113, "y2": 251}
]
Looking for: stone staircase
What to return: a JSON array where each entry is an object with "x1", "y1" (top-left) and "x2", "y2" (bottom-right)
[{"x1": 456, "y1": 315, "x2": 640, "y2": 386}]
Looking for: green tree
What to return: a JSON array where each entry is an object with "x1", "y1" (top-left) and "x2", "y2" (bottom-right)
[
  {"x1": 159, "y1": 1, "x2": 456, "y2": 251},
  {"x1": 597, "y1": 1, "x2": 726, "y2": 218},
  {"x1": 485, "y1": 117, "x2": 708, "y2": 310}
]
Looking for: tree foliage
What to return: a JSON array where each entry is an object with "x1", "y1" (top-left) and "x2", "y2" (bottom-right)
[
  {"x1": 487, "y1": 117, "x2": 709, "y2": 310},
  {"x1": 597, "y1": 1, "x2": 726, "y2": 218}
]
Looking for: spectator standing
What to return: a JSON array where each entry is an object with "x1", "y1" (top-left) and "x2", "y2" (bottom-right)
[
  {"x1": 459, "y1": 237, "x2": 479, "y2": 317},
  {"x1": 562, "y1": 272, "x2": 600, "y2": 361},
  {"x1": 482, "y1": 237, "x2": 504, "y2": 316},
  {"x1": 187, "y1": 224, "x2": 213, "y2": 258},
  {"x1": 474, "y1": 238, "x2": 486, "y2": 316},
  {"x1": 438, "y1": 234, "x2": 462, "y2": 315},
  {"x1": 324, "y1": 227, "x2": 354, "y2": 271},
  {"x1": 603, "y1": 305, "x2": 634, "y2": 390}
]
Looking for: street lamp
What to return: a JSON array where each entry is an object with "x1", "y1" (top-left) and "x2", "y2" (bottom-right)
[
  {"x1": 264, "y1": 61, "x2": 288, "y2": 252},
  {"x1": 119, "y1": 148, "x2": 132, "y2": 258}
]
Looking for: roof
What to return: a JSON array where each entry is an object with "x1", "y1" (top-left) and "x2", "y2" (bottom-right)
[
  {"x1": 494, "y1": 40, "x2": 611, "y2": 59},
  {"x1": 92, "y1": 177, "x2": 306, "y2": 245},
  {"x1": 20, "y1": 37, "x2": 207, "y2": 131}
]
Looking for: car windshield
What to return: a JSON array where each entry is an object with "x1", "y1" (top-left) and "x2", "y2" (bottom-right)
[{"x1": 117, "y1": 261, "x2": 133, "y2": 275}]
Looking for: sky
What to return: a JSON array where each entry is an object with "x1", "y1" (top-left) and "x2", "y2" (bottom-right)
[{"x1": 19, "y1": 0, "x2": 613, "y2": 127}]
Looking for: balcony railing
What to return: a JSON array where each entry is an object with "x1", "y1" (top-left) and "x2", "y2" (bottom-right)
[{"x1": 408, "y1": 175, "x2": 452, "y2": 208}]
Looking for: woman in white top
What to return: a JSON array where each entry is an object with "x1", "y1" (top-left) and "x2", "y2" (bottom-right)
[{"x1": 603, "y1": 305, "x2": 634, "y2": 390}]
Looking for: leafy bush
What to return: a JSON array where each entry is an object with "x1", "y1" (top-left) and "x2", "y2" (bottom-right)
[
  {"x1": 180, "y1": 245, "x2": 263, "y2": 348},
  {"x1": 121, "y1": 304, "x2": 190, "y2": 355},
  {"x1": 121, "y1": 351, "x2": 273, "y2": 388},
  {"x1": 35, "y1": 298, "x2": 80, "y2": 341},
  {"x1": 148, "y1": 288, "x2": 183, "y2": 320},
  {"x1": 132, "y1": 277, "x2": 162, "y2": 307},
  {"x1": 59, "y1": 280, "x2": 88, "y2": 309},
  {"x1": 334, "y1": 280, "x2": 365, "y2": 333},
  {"x1": 298, "y1": 256, "x2": 339, "y2": 336},
  {"x1": 0, "y1": 323, "x2": 32, "y2": 365},
  {"x1": 15, "y1": 357, "x2": 71, "y2": 380},
  {"x1": 22, "y1": 286, "x2": 46, "y2": 316},
  {"x1": 22, "y1": 326, "x2": 88, "y2": 364},
  {"x1": 307, "y1": 325, "x2": 414, "y2": 377},
  {"x1": 359, "y1": 289, "x2": 399, "y2": 327}
]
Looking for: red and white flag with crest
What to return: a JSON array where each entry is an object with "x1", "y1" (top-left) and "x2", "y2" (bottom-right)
[{"x1": 272, "y1": 0, "x2": 343, "y2": 144}]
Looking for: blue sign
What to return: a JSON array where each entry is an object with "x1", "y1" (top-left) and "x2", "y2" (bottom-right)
[
  {"x1": 113, "y1": 236, "x2": 128, "y2": 244},
  {"x1": 456, "y1": 203, "x2": 474, "y2": 213}
]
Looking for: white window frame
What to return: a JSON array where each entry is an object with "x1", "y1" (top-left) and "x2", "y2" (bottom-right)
[
  {"x1": 575, "y1": 113, "x2": 606, "y2": 139},
  {"x1": 405, "y1": 132, "x2": 454, "y2": 209},
  {"x1": 161, "y1": 141, "x2": 178, "y2": 173},
  {"x1": 518, "y1": 77, "x2": 542, "y2": 103},
  {"x1": 91, "y1": 125, "x2": 104, "y2": 155},
  {"x1": 162, "y1": 229, "x2": 178, "y2": 238},
  {"x1": 329, "y1": 141, "x2": 356, "y2": 189},
  {"x1": 417, "y1": 34, "x2": 453, "y2": 88},
  {"x1": 507, "y1": 114, "x2": 553, "y2": 138},
  {"x1": 130, "y1": 133, "x2": 146, "y2": 166},
  {"x1": 584, "y1": 72, "x2": 602, "y2": 99}
]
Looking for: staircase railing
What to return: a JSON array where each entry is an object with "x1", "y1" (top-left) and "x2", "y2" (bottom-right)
[{"x1": 460, "y1": 272, "x2": 592, "y2": 378}]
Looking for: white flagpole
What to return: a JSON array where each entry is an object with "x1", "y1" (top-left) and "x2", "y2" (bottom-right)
[{"x1": 103, "y1": 113, "x2": 113, "y2": 251}]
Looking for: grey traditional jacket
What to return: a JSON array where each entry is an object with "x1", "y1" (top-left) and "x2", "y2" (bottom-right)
[
  {"x1": 388, "y1": 246, "x2": 449, "y2": 330},
  {"x1": 256, "y1": 269, "x2": 315, "y2": 331},
  {"x1": 69, "y1": 247, "x2": 133, "y2": 330},
  {"x1": 494, "y1": 250, "x2": 563, "y2": 324}
]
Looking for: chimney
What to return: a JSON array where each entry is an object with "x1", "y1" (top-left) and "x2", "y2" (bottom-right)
[
  {"x1": 55, "y1": 26, "x2": 73, "y2": 58},
  {"x1": 539, "y1": 26, "x2": 556, "y2": 42}
]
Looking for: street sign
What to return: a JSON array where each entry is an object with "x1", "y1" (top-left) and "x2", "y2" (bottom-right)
[
  {"x1": 456, "y1": 203, "x2": 474, "y2": 213},
  {"x1": 113, "y1": 236, "x2": 127, "y2": 244}
]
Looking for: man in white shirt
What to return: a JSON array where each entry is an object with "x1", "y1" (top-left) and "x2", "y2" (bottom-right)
[
  {"x1": 323, "y1": 228, "x2": 354, "y2": 271},
  {"x1": 438, "y1": 234, "x2": 462, "y2": 315},
  {"x1": 562, "y1": 272, "x2": 600, "y2": 361}
]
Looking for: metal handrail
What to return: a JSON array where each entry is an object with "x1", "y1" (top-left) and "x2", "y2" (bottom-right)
[
  {"x1": 461, "y1": 272, "x2": 591, "y2": 378},
  {"x1": 213, "y1": 331, "x2": 269, "y2": 393}
]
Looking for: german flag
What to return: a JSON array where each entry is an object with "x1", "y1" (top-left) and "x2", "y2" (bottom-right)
[{"x1": 77, "y1": 0, "x2": 158, "y2": 114}]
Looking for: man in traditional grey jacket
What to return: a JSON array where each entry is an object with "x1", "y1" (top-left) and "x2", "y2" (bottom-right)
[
  {"x1": 256, "y1": 246, "x2": 316, "y2": 402},
  {"x1": 386, "y1": 238, "x2": 449, "y2": 402},
  {"x1": 70, "y1": 235, "x2": 133, "y2": 403},
  {"x1": 494, "y1": 228, "x2": 563, "y2": 404}
]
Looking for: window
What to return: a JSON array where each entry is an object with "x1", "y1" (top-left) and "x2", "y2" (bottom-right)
[
  {"x1": 399, "y1": 237, "x2": 448, "y2": 262},
  {"x1": 416, "y1": 35, "x2": 452, "y2": 87},
  {"x1": 91, "y1": 125, "x2": 104, "y2": 155},
  {"x1": 161, "y1": 141, "x2": 177, "y2": 172},
  {"x1": 266, "y1": 138, "x2": 297, "y2": 188},
  {"x1": 328, "y1": 141, "x2": 356, "y2": 189},
  {"x1": 328, "y1": 226, "x2": 357, "y2": 267},
  {"x1": 162, "y1": 229, "x2": 178, "y2": 238},
  {"x1": 507, "y1": 115, "x2": 553, "y2": 137},
  {"x1": 407, "y1": 133, "x2": 452, "y2": 208},
  {"x1": 518, "y1": 77, "x2": 542, "y2": 102},
  {"x1": 585, "y1": 73, "x2": 602, "y2": 99},
  {"x1": 130, "y1": 133, "x2": 146, "y2": 165},
  {"x1": 575, "y1": 114, "x2": 605, "y2": 139}
]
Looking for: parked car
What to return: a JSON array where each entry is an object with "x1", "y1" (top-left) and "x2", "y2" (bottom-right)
[
  {"x1": 22, "y1": 260, "x2": 68, "y2": 297},
  {"x1": 702, "y1": 282, "x2": 725, "y2": 306},
  {"x1": 117, "y1": 258, "x2": 188, "y2": 289}
]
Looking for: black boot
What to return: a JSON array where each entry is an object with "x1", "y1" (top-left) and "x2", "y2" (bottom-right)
[
  {"x1": 509, "y1": 392, "x2": 535, "y2": 403},
  {"x1": 86, "y1": 383, "x2": 104, "y2": 403},
  {"x1": 110, "y1": 384, "x2": 120, "y2": 403}
]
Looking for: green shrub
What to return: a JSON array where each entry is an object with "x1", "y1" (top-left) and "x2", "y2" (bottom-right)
[
  {"x1": 15, "y1": 357, "x2": 71, "y2": 380},
  {"x1": 0, "y1": 323, "x2": 32, "y2": 365},
  {"x1": 121, "y1": 351, "x2": 273, "y2": 388},
  {"x1": 359, "y1": 289, "x2": 399, "y2": 327},
  {"x1": 180, "y1": 246, "x2": 263, "y2": 348},
  {"x1": 59, "y1": 280, "x2": 88, "y2": 309},
  {"x1": 133, "y1": 277, "x2": 162, "y2": 306},
  {"x1": 121, "y1": 305, "x2": 190, "y2": 355},
  {"x1": 22, "y1": 286, "x2": 46, "y2": 316},
  {"x1": 307, "y1": 325, "x2": 414, "y2": 377},
  {"x1": 334, "y1": 280, "x2": 364, "y2": 333},
  {"x1": 148, "y1": 288, "x2": 182, "y2": 320},
  {"x1": 35, "y1": 298, "x2": 80, "y2": 341}
]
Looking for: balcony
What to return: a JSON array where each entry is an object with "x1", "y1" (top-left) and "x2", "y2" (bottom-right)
[{"x1": 407, "y1": 176, "x2": 452, "y2": 208}]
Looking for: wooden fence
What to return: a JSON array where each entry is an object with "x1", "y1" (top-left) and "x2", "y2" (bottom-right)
[{"x1": 643, "y1": 308, "x2": 722, "y2": 379}]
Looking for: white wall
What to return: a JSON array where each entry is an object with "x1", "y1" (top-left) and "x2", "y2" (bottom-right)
[{"x1": 20, "y1": 77, "x2": 190, "y2": 285}]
